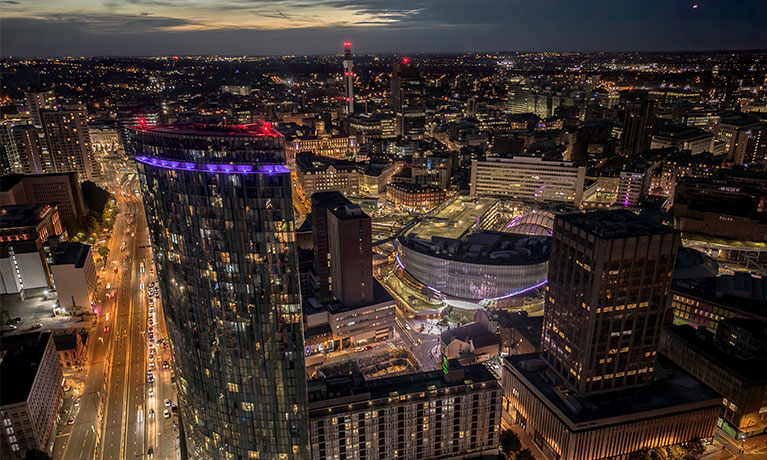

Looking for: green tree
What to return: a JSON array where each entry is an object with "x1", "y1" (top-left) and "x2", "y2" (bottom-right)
[
  {"x1": 499, "y1": 429, "x2": 522, "y2": 457},
  {"x1": 515, "y1": 448, "x2": 535, "y2": 460},
  {"x1": 24, "y1": 449, "x2": 52, "y2": 460},
  {"x1": 98, "y1": 246, "x2": 110, "y2": 260}
]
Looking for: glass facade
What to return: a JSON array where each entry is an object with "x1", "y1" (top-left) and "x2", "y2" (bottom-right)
[
  {"x1": 129, "y1": 123, "x2": 309, "y2": 460},
  {"x1": 396, "y1": 238, "x2": 549, "y2": 301}
]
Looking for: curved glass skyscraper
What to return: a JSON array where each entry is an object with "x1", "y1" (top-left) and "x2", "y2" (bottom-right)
[{"x1": 128, "y1": 123, "x2": 308, "y2": 460}]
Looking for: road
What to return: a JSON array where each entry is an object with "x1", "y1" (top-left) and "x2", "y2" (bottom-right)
[{"x1": 53, "y1": 173, "x2": 178, "y2": 460}]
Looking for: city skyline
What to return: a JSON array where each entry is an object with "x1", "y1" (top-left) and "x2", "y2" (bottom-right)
[{"x1": 1, "y1": 0, "x2": 767, "y2": 56}]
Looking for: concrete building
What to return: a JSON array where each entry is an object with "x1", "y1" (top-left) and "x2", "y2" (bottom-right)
[
  {"x1": 470, "y1": 156, "x2": 586, "y2": 207},
  {"x1": 391, "y1": 59, "x2": 426, "y2": 138},
  {"x1": 0, "y1": 122, "x2": 51, "y2": 175},
  {"x1": 342, "y1": 42, "x2": 355, "y2": 114},
  {"x1": 52, "y1": 331, "x2": 88, "y2": 369},
  {"x1": 0, "y1": 172, "x2": 87, "y2": 222},
  {"x1": 49, "y1": 242, "x2": 96, "y2": 314},
  {"x1": 310, "y1": 192, "x2": 374, "y2": 307},
  {"x1": 670, "y1": 275, "x2": 767, "y2": 331},
  {"x1": 0, "y1": 332, "x2": 64, "y2": 459},
  {"x1": 651, "y1": 125, "x2": 715, "y2": 154},
  {"x1": 0, "y1": 242, "x2": 50, "y2": 298},
  {"x1": 503, "y1": 355, "x2": 721, "y2": 460},
  {"x1": 502, "y1": 210, "x2": 720, "y2": 460},
  {"x1": 361, "y1": 162, "x2": 396, "y2": 196},
  {"x1": 542, "y1": 210, "x2": 679, "y2": 395},
  {"x1": 716, "y1": 116, "x2": 767, "y2": 166},
  {"x1": 619, "y1": 91, "x2": 657, "y2": 156},
  {"x1": 24, "y1": 90, "x2": 56, "y2": 128},
  {"x1": 297, "y1": 152, "x2": 361, "y2": 198},
  {"x1": 324, "y1": 284, "x2": 396, "y2": 348},
  {"x1": 307, "y1": 362, "x2": 501, "y2": 460},
  {"x1": 0, "y1": 204, "x2": 64, "y2": 246},
  {"x1": 41, "y1": 107, "x2": 98, "y2": 180},
  {"x1": 659, "y1": 321, "x2": 767, "y2": 438},
  {"x1": 673, "y1": 177, "x2": 767, "y2": 242}
]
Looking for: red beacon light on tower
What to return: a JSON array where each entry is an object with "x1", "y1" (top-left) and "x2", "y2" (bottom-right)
[
  {"x1": 138, "y1": 118, "x2": 147, "y2": 125},
  {"x1": 402, "y1": 57, "x2": 410, "y2": 65}
]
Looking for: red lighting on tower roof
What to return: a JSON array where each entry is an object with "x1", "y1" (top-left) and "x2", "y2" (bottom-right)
[
  {"x1": 138, "y1": 118, "x2": 146, "y2": 125},
  {"x1": 402, "y1": 57, "x2": 410, "y2": 65},
  {"x1": 344, "y1": 41, "x2": 351, "y2": 47},
  {"x1": 173, "y1": 56, "x2": 179, "y2": 60}
]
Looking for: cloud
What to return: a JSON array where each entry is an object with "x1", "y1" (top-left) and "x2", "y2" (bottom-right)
[
  {"x1": 2, "y1": 0, "x2": 20, "y2": 4},
  {"x1": 1, "y1": 0, "x2": 766, "y2": 56}
]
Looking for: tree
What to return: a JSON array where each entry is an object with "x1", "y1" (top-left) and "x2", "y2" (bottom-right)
[
  {"x1": 98, "y1": 246, "x2": 110, "y2": 260},
  {"x1": 24, "y1": 449, "x2": 52, "y2": 460},
  {"x1": 515, "y1": 448, "x2": 535, "y2": 460},
  {"x1": 499, "y1": 429, "x2": 522, "y2": 457}
]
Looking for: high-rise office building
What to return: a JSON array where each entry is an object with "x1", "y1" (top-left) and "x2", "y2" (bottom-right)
[
  {"x1": 129, "y1": 123, "x2": 309, "y2": 460},
  {"x1": 0, "y1": 172, "x2": 87, "y2": 222},
  {"x1": 541, "y1": 210, "x2": 679, "y2": 395},
  {"x1": 24, "y1": 90, "x2": 56, "y2": 128},
  {"x1": 310, "y1": 192, "x2": 373, "y2": 307},
  {"x1": 503, "y1": 211, "x2": 720, "y2": 460},
  {"x1": 41, "y1": 107, "x2": 98, "y2": 180},
  {"x1": 342, "y1": 42, "x2": 354, "y2": 115},
  {"x1": 391, "y1": 59, "x2": 426, "y2": 138},
  {"x1": 619, "y1": 91, "x2": 657, "y2": 156}
]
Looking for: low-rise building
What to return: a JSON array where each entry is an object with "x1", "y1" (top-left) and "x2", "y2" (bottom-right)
[
  {"x1": 659, "y1": 321, "x2": 767, "y2": 438},
  {"x1": 651, "y1": 125, "x2": 715, "y2": 154},
  {"x1": 49, "y1": 242, "x2": 96, "y2": 314},
  {"x1": 52, "y1": 331, "x2": 88, "y2": 369},
  {"x1": 386, "y1": 182, "x2": 446, "y2": 212},
  {"x1": 440, "y1": 322, "x2": 499, "y2": 363},
  {"x1": 503, "y1": 354, "x2": 721, "y2": 460},
  {"x1": 670, "y1": 275, "x2": 767, "y2": 330},
  {"x1": 288, "y1": 135, "x2": 359, "y2": 160},
  {"x1": 296, "y1": 152, "x2": 361, "y2": 198},
  {"x1": 0, "y1": 332, "x2": 64, "y2": 459},
  {"x1": 307, "y1": 361, "x2": 501, "y2": 460},
  {"x1": 0, "y1": 204, "x2": 64, "y2": 245}
]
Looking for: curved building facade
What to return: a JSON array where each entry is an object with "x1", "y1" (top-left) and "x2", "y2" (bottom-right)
[
  {"x1": 129, "y1": 123, "x2": 308, "y2": 460},
  {"x1": 396, "y1": 231, "x2": 549, "y2": 301}
]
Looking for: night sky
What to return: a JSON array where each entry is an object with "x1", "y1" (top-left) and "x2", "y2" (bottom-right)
[{"x1": 2, "y1": 0, "x2": 766, "y2": 56}]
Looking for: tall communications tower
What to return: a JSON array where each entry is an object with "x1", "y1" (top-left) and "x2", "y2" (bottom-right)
[{"x1": 343, "y1": 41, "x2": 354, "y2": 114}]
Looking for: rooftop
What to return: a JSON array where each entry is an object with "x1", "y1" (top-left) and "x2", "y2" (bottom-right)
[
  {"x1": 407, "y1": 196, "x2": 498, "y2": 240},
  {"x1": 129, "y1": 121, "x2": 282, "y2": 138},
  {"x1": 506, "y1": 353, "x2": 721, "y2": 429},
  {"x1": 307, "y1": 362, "x2": 497, "y2": 408},
  {"x1": 296, "y1": 152, "x2": 359, "y2": 173},
  {"x1": 401, "y1": 231, "x2": 550, "y2": 266},
  {"x1": 0, "y1": 204, "x2": 57, "y2": 230},
  {"x1": 0, "y1": 332, "x2": 53, "y2": 406},
  {"x1": 557, "y1": 210, "x2": 675, "y2": 239},
  {"x1": 671, "y1": 276, "x2": 767, "y2": 318},
  {"x1": 441, "y1": 322, "x2": 499, "y2": 350},
  {"x1": 51, "y1": 242, "x2": 91, "y2": 268},
  {"x1": 663, "y1": 325, "x2": 767, "y2": 385}
]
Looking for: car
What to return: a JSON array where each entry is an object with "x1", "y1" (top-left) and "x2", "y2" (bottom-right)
[
  {"x1": 67, "y1": 417, "x2": 75, "y2": 425},
  {"x1": 11, "y1": 317, "x2": 22, "y2": 324},
  {"x1": 120, "y1": 246, "x2": 125, "y2": 252},
  {"x1": 364, "y1": 345, "x2": 374, "y2": 350},
  {"x1": 114, "y1": 268, "x2": 119, "y2": 273},
  {"x1": 163, "y1": 409, "x2": 170, "y2": 419},
  {"x1": 1, "y1": 324, "x2": 17, "y2": 331},
  {"x1": 149, "y1": 281, "x2": 155, "y2": 288},
  {"x1": 104, "y1": 326, "x2": 110, "y2": 333},
  {"x1": 148, "y1": 362, "x2": 154, "y2": 370},
  {"x1": 30, "y1": 322, "x2": 42, "y2": 329},
  {"x1": 165, "y1": 399, "x2": 171, "y2": 407},
  {"x1": 73, "y1": 397, "x2": 80, "y2": 406},
  {"x1": 148, "y1": 388, "x2": 154, "y2": 397},
  {"x1": 147, "y1": 375, "x2": 154, "y2": 383},
  {"x1": 106, "y1": 283, "x2": 111, "y2": 290},
  {"x1": 110, "y1": 291, "x2": 116, "y2": 298},
  {"x1": 149, "y1": 319, "x2": 153, "y2": 326},
  {"x1": 131, "y1": 232, "x2": 135, "y2": 237},
  {"x1": 148, "y1": 409, "x2": 154, "y2": 418},
  {"x1": 163, "y1": 361, "x2": 170, "y2": 369},
  {"x1": 148, "y1": 327, "x2": 154, "y2": 334},
  {"x1": 147, "y1": 448, "x2": 153, "y2": 459}
]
